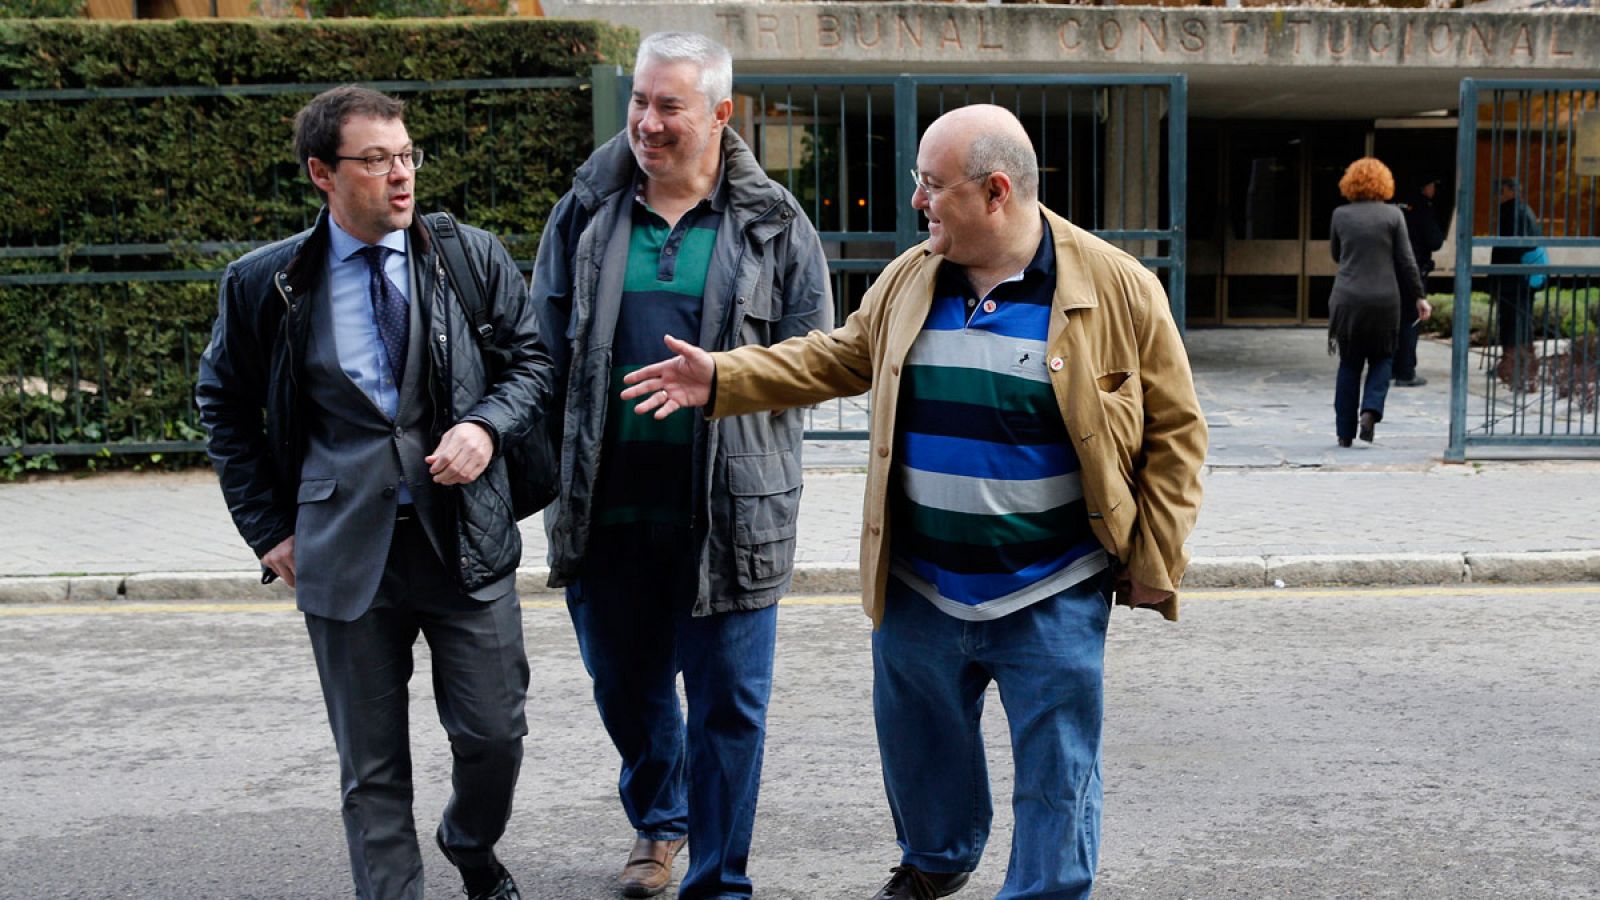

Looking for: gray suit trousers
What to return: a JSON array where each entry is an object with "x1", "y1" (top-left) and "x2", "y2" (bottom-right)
[{"x1": 304, "y1": 515, "x2": 529, "y2": 900}]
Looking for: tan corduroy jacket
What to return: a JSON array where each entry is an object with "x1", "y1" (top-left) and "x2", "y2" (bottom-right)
[{"x1": 710, "y1": 207, "x2": 1208, "y2": 625}]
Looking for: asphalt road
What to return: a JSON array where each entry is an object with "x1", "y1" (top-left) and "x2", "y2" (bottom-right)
[{"x1": 2, "y1": 586, "x2": 1598, "y2": 899}]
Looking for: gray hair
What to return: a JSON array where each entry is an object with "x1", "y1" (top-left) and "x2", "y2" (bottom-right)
[
  {"x1": 967, "y1": 132, "x2": 1039, "y2": 201},
  {"x1": 635, "y1": 32, "x2": 733, "y2": 110}
]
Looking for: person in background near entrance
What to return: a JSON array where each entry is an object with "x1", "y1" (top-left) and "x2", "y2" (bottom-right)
[
  {"x1": 196, "y1": 86, "x2": 554, "y2": 900},
  {"x1": 1327, "y1": 157, "x2": 1429, "y2": 447},
  {"x1": 528, "y1": 31, "x2": 832, "y2": 900},
  {"x1": 1393, "y1": 176, "x2": 1445, "y2": 387},
  {"x1": 1490, "y1": 177, "x2": 1542, "y2": 389},
  {"x1": 620, "y1": 104, "x2": 1208, "y2": 900}
]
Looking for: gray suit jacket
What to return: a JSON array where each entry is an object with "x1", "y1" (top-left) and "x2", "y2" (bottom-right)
[{"x1": 295, "y1": 252, "x2": 510, "y2": 621}]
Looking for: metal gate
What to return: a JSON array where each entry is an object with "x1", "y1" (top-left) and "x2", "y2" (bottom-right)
[
  {"x1": 605, "y1": 72, "x2": 1189, "y2": 439},
  {"x1": 1449, "y1": 78, "x2": 1600, "y2": 460}
]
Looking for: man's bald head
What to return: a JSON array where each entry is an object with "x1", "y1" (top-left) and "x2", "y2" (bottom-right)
[{"x1": 924, "y1": 105, "x2": 1040, "y2": 203}]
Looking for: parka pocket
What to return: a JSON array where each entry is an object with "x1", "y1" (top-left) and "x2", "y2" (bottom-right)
[
  {"x1": 727, "y1": 449, "x2": 802, "y2": 590},
  {"x1": 736, "y1": 254, "x2": 781, "y2": 348}
]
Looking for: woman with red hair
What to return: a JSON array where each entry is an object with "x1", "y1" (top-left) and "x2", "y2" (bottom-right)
[{"x1": 1326, "y1": 157, "x2": 1431, "y2": 447}]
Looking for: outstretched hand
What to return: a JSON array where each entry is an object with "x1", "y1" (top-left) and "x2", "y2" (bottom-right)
[{"x1": 620, "y1": 334, "x2": 716, "y2": 419}]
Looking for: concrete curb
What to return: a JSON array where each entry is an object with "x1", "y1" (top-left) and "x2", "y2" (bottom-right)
[
  {"x1": 1266, "y1": 553, "x2": 1469, "y2": 588},
  {"x1": 4, "y1": 551, "x2": 1599, "y2": 604},
  {"x1": 123, "y1": 572, "x2": 296, "y2": 602},
  {"x1": 1466, "y1": 550, "x2": 1600, "y2": 583}
]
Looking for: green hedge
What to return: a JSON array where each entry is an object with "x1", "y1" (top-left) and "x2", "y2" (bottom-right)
[
  {"x1": 1, "y1": 18, "x2": 635, "y2": 249},
  {"x1": 0, "y1": 19, "x2": 634, "y2": 455},
  {"x1": 1422, "y1": 286, "x2": 1600, "y2": 345}
]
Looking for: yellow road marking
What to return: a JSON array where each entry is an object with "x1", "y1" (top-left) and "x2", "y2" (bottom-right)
[
  {"x1": 1183, "y1": 584, "x2": 1600, "y2": 601},
  {"x1": 0, "y1": 601, "x2": 297, "y2": 616},
  {"x1": 0, "y1": 583, "x2": 1595, "y2": 617}
]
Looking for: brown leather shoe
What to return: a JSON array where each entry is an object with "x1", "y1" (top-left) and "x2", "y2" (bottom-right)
[
  {"x1": 869, "y1": 864, "x2": 971, "y2": 900},
  {"x1": 619, "y1": 836, "x2": 686, "y2": 898}
]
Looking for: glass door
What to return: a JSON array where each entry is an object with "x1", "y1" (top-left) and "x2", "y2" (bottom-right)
[
  {"x1": 1220, "y1": 126, "x2": 1370, "y2": 323},
  {"x1": 1223, "y1": 128, "x2": 1304, "y2": 321}
]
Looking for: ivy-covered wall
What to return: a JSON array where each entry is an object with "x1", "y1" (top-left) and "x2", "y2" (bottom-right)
[{"x1": 0, "y1": 19, "x2": 634, "y2": 454}]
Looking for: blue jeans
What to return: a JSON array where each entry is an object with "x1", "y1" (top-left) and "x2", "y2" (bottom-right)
[
  {"x1": 1334, "y1": 348, "x2": 1393, "y2": 442},
  {"x1": 568, "y1": 524, "x2": 778, "y2": 900},
  {"x1": 872, "y1": 571, "x2": 1112, "y2": 900}
]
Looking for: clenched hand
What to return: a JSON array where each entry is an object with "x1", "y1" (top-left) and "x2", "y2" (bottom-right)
[
  {"x1": 426, "y1": 421, "x2": 494, "y2": 485},
  {"x1": 262, "y1": 535, "x2": 296, "y2": 587}
]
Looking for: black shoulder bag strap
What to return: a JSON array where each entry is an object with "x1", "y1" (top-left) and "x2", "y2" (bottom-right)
[
  {"x1": 424, "y1": 212, "x2": 559, "y2": 519},
  {"x1": 427, "y1": 211, "x2": 500, "y2": 364}
]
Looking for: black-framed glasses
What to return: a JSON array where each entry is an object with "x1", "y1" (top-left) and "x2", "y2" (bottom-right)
[
  {"x1": 334, "y1": 149, "x2": 424, "y2": 177},
  {"x1": 910, "y1": 168, "x2": 992, "y2": 198}
]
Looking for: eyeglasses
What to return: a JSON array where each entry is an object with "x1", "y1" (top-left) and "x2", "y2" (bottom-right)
[
  {"x1": 334, "y1": 149, "x2": 425, "y2": 177},
  {"x1": 910, "y1": 168, "x2": 992, "y2": 198}
]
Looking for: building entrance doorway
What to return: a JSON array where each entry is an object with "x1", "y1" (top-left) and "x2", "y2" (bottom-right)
[
  {"x1": 1188, "y1": 121, "x2": 1458, "y2": 326},
  {"x1": 1189, "y1": 124, "x2": 1364, "y2": 325}
]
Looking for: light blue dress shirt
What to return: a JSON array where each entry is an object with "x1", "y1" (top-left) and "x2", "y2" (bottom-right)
[{"x1": 327, "y1": 217, "x2": 413, "y2": 503}]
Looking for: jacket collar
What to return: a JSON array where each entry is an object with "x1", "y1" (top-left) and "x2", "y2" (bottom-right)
[
  {"x1": 283, "y1": 206, "x2": 434, "y2": 297},
  {"x1": 1041, "y1": 206, "x2": 1099, "y2": 312},
  {"x1": 573, "y1": 128, "x2": 787, "y2": 231},
  {"x1": 910, "y1": 205, "x2": 1100, "y2": 313}
]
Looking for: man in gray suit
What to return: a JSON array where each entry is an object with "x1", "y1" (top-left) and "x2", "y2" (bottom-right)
[{"x1": 197, "y1": 86, "x2": 552, "y2": 900}]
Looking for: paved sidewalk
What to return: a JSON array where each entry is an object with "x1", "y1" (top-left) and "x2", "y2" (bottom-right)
[{"x1": 3, "y1": 328, "x2": 1597, "y2": 601}]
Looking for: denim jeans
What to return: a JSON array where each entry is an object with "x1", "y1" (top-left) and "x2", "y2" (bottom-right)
[
  {"x1": 1334, "y1": 348, "x2": 1393, "y2": 442},
  {"x1": 568, "y1": 524, "x2": 779, "y2": 900},
  {"x1": 872, "y1": 570, "x2": 1112, "y2": 900}
]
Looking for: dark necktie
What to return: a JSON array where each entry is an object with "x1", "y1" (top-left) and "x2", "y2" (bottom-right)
[{"x1": 357, "y1": 245, "x2": 409, "y2": 385}]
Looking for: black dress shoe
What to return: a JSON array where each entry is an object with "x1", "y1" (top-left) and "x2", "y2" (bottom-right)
[
  {"x1": 870, "y1": 864, "x2": 971, "y2": 900},
  {"x1": 1358, "y1": 410, "x2": 1378, "y2": 443},
  {"x1": 437, "y1": 829, "x2": 521, "y2": 900},
  {"x1": 1392, "y1": 375, "x2": 1428, "y2": 387},
  {"x1": 465, "y1": 873, "x2": 521, "y2": 900}
]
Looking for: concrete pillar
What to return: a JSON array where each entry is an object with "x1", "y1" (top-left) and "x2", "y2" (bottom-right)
[{"x1": 1102, "y1": 85, "x2": 1166, "y2": 262}]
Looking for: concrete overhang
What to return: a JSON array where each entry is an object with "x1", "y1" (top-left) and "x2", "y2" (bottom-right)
[{"x1": 543, "y1": 2, "x2": 1599, "y2": 119}]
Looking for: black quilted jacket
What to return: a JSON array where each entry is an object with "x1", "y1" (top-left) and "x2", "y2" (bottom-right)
[{"x1": 195, "y1": 208, "x2": 554, "y2": 591}]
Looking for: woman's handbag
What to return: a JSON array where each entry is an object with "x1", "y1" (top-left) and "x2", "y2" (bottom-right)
[{"x1": 1521, "y1": 245, "x2": 1549, "y2": 291}]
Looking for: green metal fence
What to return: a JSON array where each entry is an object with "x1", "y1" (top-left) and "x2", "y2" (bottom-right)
[
  {"x1": 1448, "y1": 79, "x2": 1600, "y2": 460},
  {"x1": 605, "y1": 73, "x2": 1188, "y2": 315},
  {"x1": 3, "y1": 70, "x2": 1187, "y2": 457}
]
